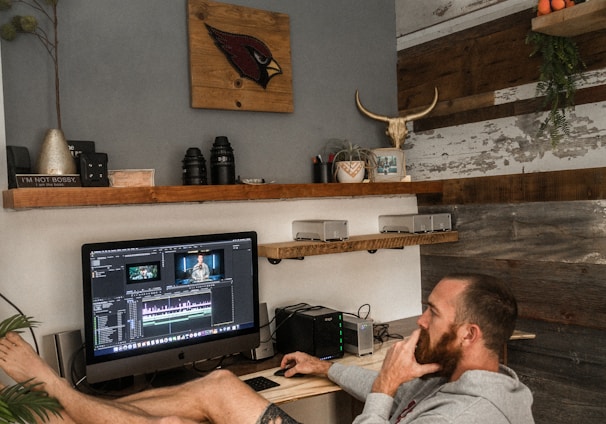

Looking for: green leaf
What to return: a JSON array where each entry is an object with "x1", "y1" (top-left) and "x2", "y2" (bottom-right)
[
  {"x1": 0, "y1": 22, "x2": 16, "y2": 41},
  {"x1": 0, "y1": 381, "x2": 62, "y2": 424},
  {"x1": 0, "y1": 315, "x2": 38, "y2": 338},
  {"x1": 526, "y1": 31, "x2": 586, "y2": 146},
  {"x1": 0, "y1": 0, "x2": 12, "y2": 12}
]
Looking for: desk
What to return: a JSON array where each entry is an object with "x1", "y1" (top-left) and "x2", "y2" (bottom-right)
[
  {"x1": 238, "y1": 316, "x2": 418, "y2": 405},
  {"x1": 236, "y1": 316, "x2": 535, "y2": 406}
]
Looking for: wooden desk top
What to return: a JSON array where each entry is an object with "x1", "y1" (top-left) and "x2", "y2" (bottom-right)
[
  {"x1": 236, "y1": 316, "x2": 535, "y2": 405},
  {"x1": 240, "y1": 316, "x2": 419, "y2": 405}
]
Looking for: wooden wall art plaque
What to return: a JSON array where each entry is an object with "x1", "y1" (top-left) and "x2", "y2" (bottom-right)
[{"x1": 187, "y1": 0, "x2": 294, "y2": 113}]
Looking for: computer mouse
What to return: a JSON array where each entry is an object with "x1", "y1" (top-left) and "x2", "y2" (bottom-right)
[{"x1": 273, "y1": 367, "x2": 305, "y2": 378}]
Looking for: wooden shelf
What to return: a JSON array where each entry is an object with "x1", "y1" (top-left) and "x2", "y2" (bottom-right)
[
  {"x1": 2, "y1": 181, "x2": 444, "y2": 210},
  {"x1": 532, "y1": 0, "x2": 606, "y2": 36},
  {"x1": 258, "y1": 231, "x2": 459, "y2": 263}
]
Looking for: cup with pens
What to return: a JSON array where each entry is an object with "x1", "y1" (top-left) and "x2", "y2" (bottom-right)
[{"x1": 312, "y1": 154, "x2": 334, "y2": 183}]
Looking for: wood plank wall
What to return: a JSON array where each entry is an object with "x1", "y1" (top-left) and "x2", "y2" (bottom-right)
[
  {"x1": 418, "y1": 168, "x2": 606, "y2": 423},
  {"x1": 397, "y1": 8, "x2": 606, "y2": 131}
]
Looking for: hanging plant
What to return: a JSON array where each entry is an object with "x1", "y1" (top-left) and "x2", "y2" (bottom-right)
[{"x1": 525, "y1": 31, "x2": 586, "y2": 145}]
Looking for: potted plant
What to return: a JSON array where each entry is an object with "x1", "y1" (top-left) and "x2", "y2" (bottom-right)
[
  {"x1": 0, "y1": 314, "x2": 62, "y2": 424},
  {"x1": 526, "y1": 31, "x2": 586, "y2": 145},
  {"x1": 324, "y1": 139, "x2": 377, "y2": 183}
]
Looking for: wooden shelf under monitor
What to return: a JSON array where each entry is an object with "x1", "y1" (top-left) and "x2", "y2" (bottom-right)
[
  {"x1": 258, "y1": 231, "x2": 459, "y2": 263},
  {"x1": 2, "y1": 181, "x2": 444, "y2": 210},
  {"x1": 531, "y1": 0, "x2": 606, "y2": 37}
]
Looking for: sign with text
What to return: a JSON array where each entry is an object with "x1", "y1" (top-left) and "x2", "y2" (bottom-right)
[{"x1": 16, "y1": 174, "x2": 82, "y2": 188}]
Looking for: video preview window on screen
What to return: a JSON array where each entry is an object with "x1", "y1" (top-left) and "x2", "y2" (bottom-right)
[{"x1": 89, "y1": 239, "x2": 255, "y2": 359}]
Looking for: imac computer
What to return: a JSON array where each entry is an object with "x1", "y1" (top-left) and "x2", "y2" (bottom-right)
[{"x1": 81, "y1": 231, "x2": 260, "y2": 385}]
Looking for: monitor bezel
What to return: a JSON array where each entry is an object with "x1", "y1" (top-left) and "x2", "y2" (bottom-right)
[{"x1": 81, "y1": 231, "x2": 260, "y2": 384}]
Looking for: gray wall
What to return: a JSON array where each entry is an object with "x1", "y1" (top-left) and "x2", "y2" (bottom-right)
[
  {"x1": 1, "y1": 5, "x2": 419, "y2": 395},
  {"x1": 2, "y1": 0, "x2": 397, "y2": 186}
]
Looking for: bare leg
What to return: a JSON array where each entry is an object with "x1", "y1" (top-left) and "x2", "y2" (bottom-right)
[
  {"x1": 0, "y1": 332, "x2": 195, "y2": 424},
  {"x1": 0, "y1": 332, "x2": 274, "y2": 424},
  {"x1": 120, "y1": 370, "x2": 273, "y2": 424}
]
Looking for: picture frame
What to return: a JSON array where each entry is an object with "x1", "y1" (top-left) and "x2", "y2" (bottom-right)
[
  {"x1": 373, "y1": 148, "x2": 406, "y2": 182},
  {"x1": 187, "y1": 0, "x2": 294, "y2": 113}
]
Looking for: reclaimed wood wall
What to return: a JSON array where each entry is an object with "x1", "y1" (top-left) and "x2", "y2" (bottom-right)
[
  {"x1": 418, "y1": 168, "x2": 606, "y2": 423},
  {"x1": 397, "y1": 8, "x2": 606, "y2": 132}
]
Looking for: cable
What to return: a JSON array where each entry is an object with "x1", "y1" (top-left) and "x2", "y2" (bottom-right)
[
  {"x1": 373, "y1": 323, "x2": 403, "y2": 344},
  {"x1": 0, "y1": 292, "x2": 41, "y2": 355},
  {"x1": 268, "y1": 303, "x2": 324, "y2": 342},
  {"x1": 357, "y1": 303, "x2": 371, "y2": 320}
]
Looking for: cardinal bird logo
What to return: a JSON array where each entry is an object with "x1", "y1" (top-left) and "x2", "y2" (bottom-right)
[{"x1": 205, "y1": 24, "x2": 282, "y2": 89}]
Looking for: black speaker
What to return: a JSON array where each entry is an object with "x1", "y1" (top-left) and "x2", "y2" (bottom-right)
[{"x1": 6, "y1": 146, "x2": 31, "y2": 188}]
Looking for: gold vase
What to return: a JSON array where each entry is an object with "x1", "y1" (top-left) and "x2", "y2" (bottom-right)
[{"x1": 35, "y1": 129, "x2": 77, "y2": 174}]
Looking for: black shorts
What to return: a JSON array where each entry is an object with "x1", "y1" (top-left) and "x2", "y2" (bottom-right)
[{"x1": 257, "y1": 403, "x2": 302, "y2": 424}]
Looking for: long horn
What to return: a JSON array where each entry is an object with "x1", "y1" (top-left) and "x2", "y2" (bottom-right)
[
  {"x1": 402, "y1": 87, "x2": 439, "y2": 121},
  {"x1": 355, "y1": 90, "x2": 389, "y2": 123}
]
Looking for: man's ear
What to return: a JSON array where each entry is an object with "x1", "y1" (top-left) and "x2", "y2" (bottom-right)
[{"x1": 460, "y1": 323, "x2": 482, "y2": 345}]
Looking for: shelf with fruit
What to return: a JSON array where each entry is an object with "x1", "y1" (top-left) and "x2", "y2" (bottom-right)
[{"x1": 532, "y1": 0, "x2": 606, "y2": 37}]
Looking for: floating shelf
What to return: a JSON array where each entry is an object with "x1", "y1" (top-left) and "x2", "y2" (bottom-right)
[
  {"x1": 258, "y1": 231, "x2": 459, "y2": 263},
  {"x1": 531, "y1": 0, "x2": 606, "y2": 37},
  {"x1": 2, "y1": 181, "x2": 444, "y2": 210}
]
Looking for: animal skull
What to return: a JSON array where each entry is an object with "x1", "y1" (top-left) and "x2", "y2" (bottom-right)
[{"x1": 355, "y1": 87, "x2": 439, "y2": 149}]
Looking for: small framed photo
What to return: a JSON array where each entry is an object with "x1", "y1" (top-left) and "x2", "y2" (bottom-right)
[{"x1": 373, "y1": 148, "x2": 406, "y2": 182}]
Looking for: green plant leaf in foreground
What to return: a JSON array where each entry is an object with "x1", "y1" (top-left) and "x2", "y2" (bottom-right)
[
  {"x1": 0, "y1": 381, "x2": 62, "y2": 424},
  {"x1": 0, "y1": 315, "x2": 38, "y2": 338}
]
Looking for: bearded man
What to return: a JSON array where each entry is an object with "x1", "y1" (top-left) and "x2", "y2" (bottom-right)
[
  {"x1": 281, "y1": 273, "x2": 535, "y2": 423},
  {"x1": 0, "y1": 273, "x2": 534, "y2": 424}
]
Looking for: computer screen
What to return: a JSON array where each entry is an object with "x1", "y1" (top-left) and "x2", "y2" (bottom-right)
[{"x1": 81, "y1": 231, "x2": 259, "y2": 384}]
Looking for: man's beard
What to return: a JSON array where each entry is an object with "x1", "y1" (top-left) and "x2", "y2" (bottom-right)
[{"x1": 415, "y1": 325, "x2": 462, "y2": 379}]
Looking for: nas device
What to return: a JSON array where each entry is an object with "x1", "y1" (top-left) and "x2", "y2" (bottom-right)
[
  {"x1": 430, "y1": 213, "x2": 452, "y2": 231},
  {"x1": 275, "y1": 304, "x2": 344, "y2": 360},
  {"x1": 379, "y1": 214, "x2": 432, "y2": 233},
  {"x1": 292, "y1": 219, "x2": 349, "y2": 241},
  {"x1": 342, "y1": 315, "x2": 374, "y2": 356}
]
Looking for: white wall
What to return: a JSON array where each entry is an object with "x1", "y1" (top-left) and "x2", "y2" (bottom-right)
[{"x1": 0, "y1": 191, "x2": 422, "y2": 385}]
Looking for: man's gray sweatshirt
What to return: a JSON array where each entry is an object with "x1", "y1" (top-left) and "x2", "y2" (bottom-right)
[{"x1": 327, "y1": 363, "x2": 534, "y2": 423}]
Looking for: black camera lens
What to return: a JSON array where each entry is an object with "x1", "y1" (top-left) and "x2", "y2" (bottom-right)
[
  {"x1": 210, "y1": 136, "x2": 235, "y2": 185},
  {"x1": 182, "y1": 147, "x2": 207, "y2": 185}
]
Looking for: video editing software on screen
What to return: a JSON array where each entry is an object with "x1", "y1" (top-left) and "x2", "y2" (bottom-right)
[{"x1": 87, "y1": 238, "x2": 255, "y2": 359}]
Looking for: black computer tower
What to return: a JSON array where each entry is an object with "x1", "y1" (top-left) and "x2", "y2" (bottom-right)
[{"x1": 275, "y1": 304, "x2": 344, "y2": 360}]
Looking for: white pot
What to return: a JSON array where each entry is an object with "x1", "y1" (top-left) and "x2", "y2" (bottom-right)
[{"x1": 335, "y1": 161, "x2": 365, "y2": 183}]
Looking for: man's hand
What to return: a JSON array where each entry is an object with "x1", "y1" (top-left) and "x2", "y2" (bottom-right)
[
  {"x1": 371, "y1": 329, "x2": 441, "y2": 397},
  {"x1": 279, "y1": 351, "x2": 332, "y2": 378}
]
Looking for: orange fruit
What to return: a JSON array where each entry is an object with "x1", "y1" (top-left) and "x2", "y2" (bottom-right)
[
  {"x1": 551, "y1": 0, "x2": 566, "y2": 10},
  {"x1": 538, "y1": 0, "x2": 552, "y2": 15}
]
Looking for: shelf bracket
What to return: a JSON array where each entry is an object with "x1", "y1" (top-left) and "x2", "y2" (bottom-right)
[
  {"x1": 368, "y1": 246, "x2": 405, "y2": 254},
  {"x1": 267, "y1": 257, "x2": 305, "y2": 265}
]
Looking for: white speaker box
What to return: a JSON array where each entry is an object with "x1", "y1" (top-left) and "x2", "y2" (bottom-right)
[
  {"x1": 43, "y1": 329, "x2": 84, "y2": 386},
  {"x1": 243, "y1": 302, "x2": 275, "y2": 360}
]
